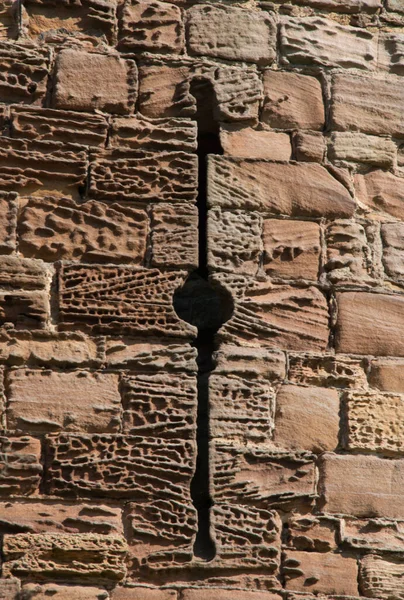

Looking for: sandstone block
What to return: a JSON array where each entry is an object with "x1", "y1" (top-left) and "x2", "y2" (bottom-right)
[
  {"x1": 328, "y1": 132, "x2": 396, "y2": 168},
  {"x1": 138, "y1": 59, "x2": 193, "y2": 118},
  {"x1": 342, "y1": 518, "x2": 404, "y2": 553},
  {"x1": 288, "y1": 354, "x2": 367, "y2": 389},
  {"x1": 319, "y1": 452, "x2": 404, "y2": 518},
  {"x1": 360, "y1": 555, "x2": 404, "y2": 599},
  {"x1": 335, "y1": 291, "x2": 404, "y2": 356},
  {"x1": 118, "y1": 0, "x2": 184, "y2": 54},
  {"x1": 283, "y1": 550, "x2": 358, "y2": 595},
  {"x1": 369, "y1": 357, "x2": 404, "y2": 393},
  {"x1": 331, "y1": 73, "x2": 404, "y2": 137},
  {"x1": 0, "y1": 579, "x2": 19, "y2": 600},
  {"x1": 0, "y1": 256, "x2": 47, "y2": 290},
  {"x1": 214, "y1": 345, "x2": 286, "y2": 382},
  {"x1": 378, "y1": 31, "x2": 404, "y2": 75},
  {"x1": 263, "y1": 219, "x2": 320, "y2": 280},
  {"x1": 262, "y1": 71, "x2": 325, "y2": 131},
  {"x1": 0, "y1": 501, "x2": 123, "y2": 535},
  {"x1": 110, "y1": 116, "x2": 197, "y2": 152},
  {"x1": 21, "y1": 583, "x2": 108, "y2": 599},
  {"x1": 151, "y1": 203, "x2": 198, "y2": 269},
  {"x1": 280, "y1": 17, "x2": 376, "y2": 70},
  {"x1": 292, "y1": 131, "x2": 325, "y2": 162},
  {"x1": 220, "y1": 127, "x2": 291, "y2": 161},
  {"x1": 0, "y1": 192, "x2": 17, "y2": 253},
  {"x1": 285, "y1": 514, "x2": 338, "y2": 552},
  {"x1": 104, "y1": 341, "x2": 197, "y2": 372},
  {"x1": 343, "y1": 390, "x2": 404, "y2": 456},
  {"x1": 3, "y1": 533, "x2": 127, "y2": 583},
  {"x1": 0, "y1": 436, "x2": 42, "y2": 496},
  {"x1": 355, "y1": 170, "x2": 404, "y2": 220},
  {"x1": 274, "y1": 384, "x2": 340, "y2": 453},
  {"x1": 0, "y1": 1, "x2": 17, "y2": 39},
  {"x1": 19, "y1": 196, "x2": 148, "y2": 264},
  {"x1": 270, "y1": 0, "x2": 381, "y2": 10},
  {"x1": 0, "y1": 291, "x2": 49, "y2": 330},
  {"x1": 58, "y1": 265, "x2": 195, "y2": 338},
  {"x1": 182, "y1": 591, "x2": 281, "y2": 600},
  {"x1": 325, "y1": 220, "x2": 374, "y2": 284},
  {"x1": 0, "y1": 41, "x2": 49, "y2": 104},
  {"x1": 112, "y1": 589, "x2": 177, "y2": 600},
  {"x1": 382, "y1": 221, "x2": 404, "y2": 280},
  {"x1": 7, "y1": 369, "x2": 121, "y2": 434},
  {"x1": 208, "y1": 157, "x2": 355, "y2": 217},
  {"x1": 53, "y1": 50, "x2": 137, "y2": 114},
  {"x1": 186, "y1": 5, "x2": 276, "y2": 65}
]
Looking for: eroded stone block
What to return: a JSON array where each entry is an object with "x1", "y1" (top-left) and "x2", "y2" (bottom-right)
[
  {"x1": 0, "y1": 191, "x2": 17, "y2": 253},
  {"x1": 0, "y1": 41, "x2": 49, "y2": 104},
  {"x1": 112, "y1": 590, "x2": 176, "y2": 600},
  {"x1": 214, "y1": 344, "x2": 286, "y2": 382},
  {"x1": 0, "y1": 579, "x2": 19, "y2": 600},
  {"x1": 288, "y1": 354, "x2": 367, "y2": 389},
  {"x1": 382, "y1": 221, "x2": 404, "y2": 280},
  {"x1": 342, "y1": 517, "x2": 404, "y2": 553},
  {"x1": 0, "y1": 436, "x2": 42, "y2": 496},
  {"x1": 360, "y1": 555, "x2": 404, "y2": 599},
  {"x1": 151, "y1": 203, "x2": 198, "y2": 269},
  {"x1": 220, "y1": 127, "x2": 291, "y2": 161},
  {"x1": 325, "y1": 220, "x2": 374, "y2": 284},
  {"x1": 104, "y1": 341, "x2": 197, "y2": 372},
  {"x1": 285, "y1": 514, "x2": 338, "y2": 552},
  {"x1": 369, "y1": 357, "x2": 404, "y2": 393},
  {"x1": 0, "y1": 291, "x2": 49, "y2": 329},
  {"x1": 293, "y1": 131, "x2": 325, "y2": 162},
  {"x1": 355, "y1": 170, "x2": 404, "y2": 220},
  {"x1": 110, "y1": 116, "x2": 197, "y2": 152},
  {"x1": 328, "y1": 132, "x2": 396, "y2": 168}
]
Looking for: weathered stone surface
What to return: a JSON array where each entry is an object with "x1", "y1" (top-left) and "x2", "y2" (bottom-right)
[
  {"x1": 208, "y1": 157, "x2": 355, "y2": 217},
  {"x1": 137, "y1": 59, "x2": 193, "y2": 118},
  {"x1": 110, "y1": 116, "x2": 197, "y2": 152},
  {"x1": 210, "y1": 374, "x2": 275, "y2": 441},
  {"x1": 274, "y1": 385, "x2": 340, "y2": 453},
  {"x1": 378, "y1": 32, "x2": 404, "y2": 75},
  {"x1": 0, "y1": 501, "x2": 123, "y2": 535},
  {"x1": 53, "y1": 50, "x2": 137, "y2": 114},
  {"x1": 0, "y1": 579, "x2": 19, "y2": 599},
  {"x1": 288, "y1": 354, "x2": 367, "y2": 389},
  {"x1": 119, "y1": 0, "x2": 183, "y2": 54},
  {"x1": 0, "y1": 256, "x2": 47, "y2": 289},
  {"x1": 342, "y1": 517, "x2": 404, "y2": 553},
  {"x1": 0, "y1": 41, "x2": 49, "y2": 104},
  {"x1": 187, "y1": 6, "x2": 276, "y2": 65},
  {"x1": 112, "y1": 589, "x2": 177, "y2": 600},
  {"x1": 293, "y1": 131, "x2": 325, "y2": 162},
  {"x1": 328, "y1": 132, "x2": 396, "y2": 168},
  {"x1": 214, "y1": 344, "x2": 286, "y2": 382},
  {"x1": 0, "y1": 191, "x2": 17, "y2": 253},
  {"x1": 11, "y1": 105, "x2": 108, "y2": 147},
  {"x1": 262, "y1": 71, "x2": 325, "y2": 131},
  {"x1": 3, "y1": 533, "x2": 127, "y2": 582},
  {"x1": 212, "y1": 442, "x2": 316, "y2": 504},
  {"x1": 283, "y1": 550, "x2": 358, "y2": 595},
  {"x1": 122, "y1": 372, "x2": 196, "y2": 438},
  {"x1": 331, "y1": 73, "x2": 404, "y2": 137},
  {"x1": 266, "y1": 0, "x2": 380, "y2": 10},
  {"x1": 182, "y1": 592, "x2": 280, "y2": 600},
  {"x1": 319, "y1": 452, "x2": 404, "y2": 518},
  {"x1": 0, "y1": 292, "x2": 49, "y2": 330},
  {"x1": 382, "y1": 221, "x2": 404, "y2": 280},
  {"x1": 220, "y1": 283, "x2": 329, "y2": 352},
  {"x1": 369, "y1": 357, "x2": 404, "y2": 393},
  {"x1": 220, "y1": 127, "x2": 292, "y2": 161},
  {"x1": 45, "y1": 434, "x2": 195, "y2": 501},
  {"x1": 21, "y1": 583, "x2": 108, "y2": 599},
  {"x1": 104, "y1": 341, "x2": 196, "y2": 372},
  {"x1": 208, "y1": 208, "x2": 262, "y2": 276},
  {"x1": 0, "y1": 1, "x2": 17, "y2": 39},
  {"x1": 325, "y1": 220, "x2": 374, "y2": 284},
  {"x1": 280, "y1": 16, "x2": 376, "y2": 70},
  {"x1": 7, "y1": 369, "x2": 121, "y2": 434},
  {"x1": 19, "y1": 196, "x2": 148, "y2": 264},
  {"x1": 151, "y1": 203, "x2": 198, "y2": 269},
  {"x1": 355, "y1": 170, "x2": 404, "y2": 220},
  {"x1": 335, "y1": 292, "x2": 404, "y2": 356},
  {"x1": 360, "y1": 555, "x2": 404, "y2": 599},
  {"x1": 263, "y1": 219, "x2": 321, "y2": 280},
  {"x1": 285, "y1": 514, "x2": 338, "y2": 552},
  {"x1": 343, "y1": 390, "x2": 404, "y2": 456},
  {"x1": 89, "y1": 149, "x2": 197, "y2": 203},
  {"x1": 0, "y1": 436, "x2": 42, "y2": 496}
]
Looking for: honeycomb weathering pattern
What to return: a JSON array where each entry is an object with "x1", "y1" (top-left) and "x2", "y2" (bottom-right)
[{"x1": 0, "y1": 0, "x2": 402, "y2": 598}]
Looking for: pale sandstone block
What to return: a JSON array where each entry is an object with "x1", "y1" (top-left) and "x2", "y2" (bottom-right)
[
  {"x1": 342, "y1": 517, "x2": 404, "y2": 553},
  {"x1": 220, "y1": 127, "x2": 291, "y2": 161},
  {"x1": 0, "y1": 436, "x2": 42, "y2": 496},
  {"x1": 285, "y1": 514, "x2": 338, "y2": 552},
  {"x1": 369, "y1": 357, "x2": 404, "y2": 393},
  {"x1": 7, "y1": 369, "x2": 121, "y2": 434},
  {"x1": 325, "y1": 220, "x2": 374, "y2": 285},
  {"x1": 293, "y1": 131, "x2": 325, "y2": 162},
  {"x1": 0, "y1": 579, "x2": 19, "y2": 600},
  {"x1": 336, "y1": 291, "x2": 404, "y2": 356},
  {"x1": 104, "y1": 341, "x2": 197, "y2": 372},
  {"x1": 378, "y1": 31, "x2": 404, "y2": 75},
  {"x1": 214, "y1": 344, "x2": 286, "y2": 382},
  {"x1": 53, "y1": 50, "x2": 137, "y2": 114},
  {"x1": 112, "y1": 589, "x2": 177, "y2": 600},
  {"x1": 21, "y1": 583, "x2": 109, "y2": 599},
  {"x1": 187, "y1": 5, "x2": 276, "y2": 65},
  {"x1": 274, "y1": 384, "x2": 339, "y2": 453},
  {"x1": 262, "y1": 71, "x2": 324, "y2": 130},
  {"x1": 138, "y1": 59, "x2": 193, "y2": 118},
  {"x1": 151, "y1": 203, "x2": 198, "y2": 269},
  {"x1": 182, "y1": 591, "x2": 281, "y2": 600},
  {"x1": 110, "y1": 116, "x2": 197, "y2": 152},
  {"x1": 288, "y1": 354, "x2": 367, "y2": 389},
  {"x1": 283, "y1": 550, "x2": 358, "y2": 596},
  {"x1": 328, "y1": 132, "x2": 396, "y2": 168},
  {"x1": 355, "y1": 170, "x2": 404, "y2": 220},
  {"x1": 319, "y1": 452, "x2": 404, "y2": 518},
  {"x1": 382, "y1": 221, "x2": 404, "y2": 280},
  {"x1": 269, "y1": 0, "x2": 380, "y2": 10},
  {"x1": 263, "y1": 219, "x2": 321, "y2": 280},
  {"x1": 360, "y1": 555, "x2": 404, "y2": 599}
]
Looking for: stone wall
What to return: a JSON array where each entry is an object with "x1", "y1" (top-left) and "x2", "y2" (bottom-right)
[{"x1": 0, "y1": 0, "x2": 403, "y2": 598}]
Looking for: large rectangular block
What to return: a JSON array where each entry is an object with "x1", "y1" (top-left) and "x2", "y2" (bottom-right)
[
  {"x1": 342, "y1": 518, "x2": 404, "y2": 553},
  {"x1": 288, "y1": 354, "x2": 367, "y2": 389},
  {"x1": 335, "y1": 292, "x2": 404, "y2": 356},
  {"x1": 104, "y1": 341, "x2": 197, "y2": 372},
  {"x1": 328, "y1": 132, "x2": 396, "y2": 168},
  {"x1": 110, "y1": 116, "x2": 197, "y2": 152},
  {"x1": 319, "y1": 453, "x2": 404, "y2": 518},
  {"x1": 7, "y1": 369, "x2": 122, "y2": 434},
  {"x1": 369, "y1": 357, "x2": 404, "y2": 393},
  {"x1": 0, "y1": 436, "x2": 42, "y2": 496}
]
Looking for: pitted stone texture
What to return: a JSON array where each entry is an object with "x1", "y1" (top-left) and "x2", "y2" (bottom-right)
[
  {"x1": 0, "y1": 42, "x2": 49, "y2": 104},
  {"x1": 220, "y1": 127, "x2": 292, "y2": 161},
  {"x1": 325, "y1": 220, "x2": 374, "y2": 284},
  {"x1": 280, "y1": 17, "x2": 376, "y2": 70},
  {"x1": 262, "y1": 71, "x2": 325, "y2": 131},
  {"x1": 104, "y1": 341, "x2": 197, "y2": 372},
  {"x1": 379, "y1": 31, "x2": 404, "y2": 75},
  {"x1": 182, "y1": 592, "x2": 281, "y2": 600},
  {"x1": 319, "y1": 452, "x2": 404, "y2": 519},
  {"x1": 0, "y1": 1, "x2": 17, "y2": 39},
  {"x1": 293, "y1": 132, "x2": 325, "y2": 162},
  {"x1": 283, "y1": 551, "x2": 358, "y2": 595},
  {"x1": 89, "y1": 149, "x2": 197, "y2": 203},
  {"x1": 3, "y1": 533, "x2": 127, "y2": 583},
  {"x1": 0, "y1": 191, "x2": 17, "y2": 253},
  {"x1": 21, "y1": 583, "x2": 108, "y2": 599},
  {"x1": 355, "y1": 170, "x2": 404, "y2": 220},
  {"x1": 45, "y1": 434, "x2": 195, "y2": 501},
  {"x1": 0, "y1": 501, "x2": 123, "y2": 535},
  {"x1": 110, "y1": 116, "x2": 197, "y2": 153},
  {"x1": 265, "y1": 0, "x2": 381, "y2": 10},
  {"x1": 336, "y1": 292, "x2": 404, "y2": 356},
  {"x1": 0, "y1": 436, "x2": 42, "y2": 496},
  {"x1": 369, "y1": 358, "x2": 404, "y2": 393},
  {"x1": 118, "y1": 0, "x2": 184, "y2": 54},
  {"x1": 219, "y1": 282, "x2": 329, "y2": 352},
  {"x1": 328, "y1": 132, "x2": 396, "y2": 168},
  {"x1": 10, "y1": 105, "x2": 108, "y2": 147},
  {"x1": 343, "y1": 390, "x2": 404, "y2": 456},
  {"x1": 187, "y1": 5, "x2": 276, "y2": 65},
  {"x1": 53, "y1": 50, "x2": 137, "y2": 114},
  {"x1": 285, "y1": 514, "x2": 338, "y2": 552},
  {"x1": 7, "y1": 369, "x2": 121, "y2": 434},
  {"x1": 263, "y1": 219, "x2": 321, "y2": 281},
  {"x1": 19, "y1": 197, "x2": 148, "y2": 264},
  {"x1": 0, "y1": 292, "x2": 49, "y2": 330},
  {"x1": 274, "y1": 385, "x2": 340, "y2": 453},
  {"x1": 342, "y1": 517, "x2": 404, "y2": 553},
  {"x1": 112, "y1": 590, "x2": 177, "y2": 600},
  {"x1": 331, "y1": 73, "x2": 404, "y2": 137},
  {"x1": 208, "y1": 157, "x2": 355, "y2": 217},
  {"x1": 58, "y1": 265, "x2": 195, "y2": 338},
  {"x1": 151, "y1": 203, "x2": 198, "y2": 269},
  {"x1": 360, "y1": 555, "x2": 404, "y2": 599},
  {"x1": 288, "y1": 354, "x2": 367, "y2": 389},
  {"x1": 382, "y1": 222, "x2": 404, "y2": 280},
  {"x1": 214, "y1": 344, "x2": 286, "y2": 382}
]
